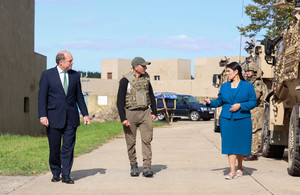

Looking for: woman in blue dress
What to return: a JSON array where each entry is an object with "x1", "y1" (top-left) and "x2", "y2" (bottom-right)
[{"x1": 204, "y1": 62, "x2": 257, "y2": 179}]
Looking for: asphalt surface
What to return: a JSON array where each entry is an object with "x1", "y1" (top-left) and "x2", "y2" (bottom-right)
[{"x1": 1, "y1": 120, "x2": 300, "y2": 195}]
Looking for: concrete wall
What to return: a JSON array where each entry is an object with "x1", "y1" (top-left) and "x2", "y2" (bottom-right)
[
  {"x1": 194, "y1": 56, "x2": 246, "y2": 97},
  {"x1": 147, "y1": 59, "x2": 191, "y2": 80},
  {"x1": 101, "y1": 59, "x2": 131, "y2": 80},
  {"x1": 177, "y1": 59, "x2": 192, "y2": 80},
  {"x1": 86, "y1": 94, "x2": 117, "y2": 114},
  {"x1": 81, "y1": 78, "x2": 118, "y2": 96},
  {"x1": 81, "y1": 78, "x2": 118, "y2": 114},
  {"x1": 0, "y1": 0, "x2": 46, "y2": 135},
  {"x1": 101, "y1": 58, "x2": 191, "y2": 81}
]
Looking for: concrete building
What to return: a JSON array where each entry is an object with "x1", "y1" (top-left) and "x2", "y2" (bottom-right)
[
  {"x1": 101, "y1": 58, "x2": 191, "y2": 81},
  {"x1": 82, "y1": 56, "x2": 245, "y2": 114},
  {"x1": 194, "y1": 56, "x2": 246, "y2": 97},
  {"x1": 0, "y1": 0, "x2": 46, "y2": 135}
]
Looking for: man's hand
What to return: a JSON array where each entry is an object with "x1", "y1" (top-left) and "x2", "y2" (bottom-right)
[
  {"x1": 230, "y1": 103, "x2": 241, "y2": 112},
  {"x1": 151, "y1": 114, "x2": 156, "y2": 121},
  {"x1": 40, "y1": 117, "x2": 49, "y2": 127},
  {"x1": 83, "y1": 116, "x2": 90, "y2": 125},
  {"x1": 122, "y1": 120, "x2": 130, "y2": 127}
]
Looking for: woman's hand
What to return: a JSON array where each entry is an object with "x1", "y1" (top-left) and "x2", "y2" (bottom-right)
[
  {"x1": 203, "y1": 96, "x2": 211, "y2": 104},
  {"x1": 230, "y1": 103, "x2": 241, "y2": 112}
]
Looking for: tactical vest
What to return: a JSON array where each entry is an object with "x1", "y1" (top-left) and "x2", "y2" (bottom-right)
[{"x1": 123, "y1": 71, "x2": 151, "y2": 110}]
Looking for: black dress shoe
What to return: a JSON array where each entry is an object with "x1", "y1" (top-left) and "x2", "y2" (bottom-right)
[
  {"x1": 130, "y1": 163, "x2": 139, "y2": 177},
  {"x1": 51, "y1": 175, "x2": 61, "y2": 182},
  {"x1": 142, "y1": 167, "x2": 153, "y2": 177},
  {"x1": 62, "y1": 175, "x2": 74, "y2": 184}
]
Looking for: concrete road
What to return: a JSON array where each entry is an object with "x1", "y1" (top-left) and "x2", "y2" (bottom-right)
[{"x1": 2, "y1": 120, "x2": 300, "y2": 195}]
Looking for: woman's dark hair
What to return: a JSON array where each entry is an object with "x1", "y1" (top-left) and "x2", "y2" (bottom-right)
[{"x1": 226, "y1": 62, "x2": 245, "y2": 81}]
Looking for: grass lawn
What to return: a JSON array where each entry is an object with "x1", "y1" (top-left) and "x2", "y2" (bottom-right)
[{"x1": 0, "y1": 121, "x2": 167, "y2": 175}]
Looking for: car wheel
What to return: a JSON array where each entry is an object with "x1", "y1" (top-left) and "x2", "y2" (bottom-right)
[
  {"x1": 190, "y1": 111, "x2": 200, "y2": 121},
  {"x1": 157, "y1": 113, "x2": 165, "y2": 121},
  {"x1": 202, "y1": 116, "x2": 211, "y2": 121}
]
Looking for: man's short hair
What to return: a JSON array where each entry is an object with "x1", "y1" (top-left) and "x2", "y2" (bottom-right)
[{"x1": 56, "y1": 53, "x2": 66, "y2": 64}]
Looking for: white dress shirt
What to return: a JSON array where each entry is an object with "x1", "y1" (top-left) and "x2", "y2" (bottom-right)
[{"x1": 57, "y1": 66, "x2": 69, "y2": 88}]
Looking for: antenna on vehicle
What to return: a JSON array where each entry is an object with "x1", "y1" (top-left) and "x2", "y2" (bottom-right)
[{"x1": 239, "y1": 0, "x2": 245, "y2": 64}]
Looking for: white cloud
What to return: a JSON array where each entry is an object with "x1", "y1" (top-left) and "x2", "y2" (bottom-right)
[
  {"x1": 59, "y1": 34, "x2": 236, "y2": 52},
  {"x1": 155, "y1": 35, "x2": 211, "y2": 51},
  {"x1": 154, "y1": 35, "x2": 235, "y2": 52}
]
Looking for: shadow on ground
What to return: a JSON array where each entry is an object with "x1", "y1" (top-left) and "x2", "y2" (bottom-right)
[
  {"x1": 210, "y1": 166, "x2": 257, "y2": 176},
  {"x1": 138, "y1": 164, "x2": 167, "y2": 175},
  {"x1": 71, "y1": 168, "x2": 106, "y2": 180}
]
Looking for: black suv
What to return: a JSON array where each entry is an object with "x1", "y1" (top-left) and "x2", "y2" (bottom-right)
[{"x1": 156, "y1": 94, "x2": 214, "y2": 121}]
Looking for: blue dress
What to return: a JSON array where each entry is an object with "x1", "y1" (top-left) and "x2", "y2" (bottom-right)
[{"x1": 220, "y1": 88, "x2": 252, "y2": 155}]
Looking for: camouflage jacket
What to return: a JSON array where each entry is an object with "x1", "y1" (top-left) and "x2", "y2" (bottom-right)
[{"x1": 249, "y1": 78, "x2": 268, "y2": 107}]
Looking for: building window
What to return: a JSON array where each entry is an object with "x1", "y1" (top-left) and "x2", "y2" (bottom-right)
[
  {"x1": 154, "y1": 75, "x2": 160, "y2": 80},
  {"x1": 24, "y1": 97, "x2": 29, "y2": 113},
  {"x1": 107, "y1": 72, "x2": 112, "y2": 79}
]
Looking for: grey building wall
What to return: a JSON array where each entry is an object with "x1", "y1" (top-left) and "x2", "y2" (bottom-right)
[{"x1": 0, "y1": 0, "x2": 46, "y2": 135}]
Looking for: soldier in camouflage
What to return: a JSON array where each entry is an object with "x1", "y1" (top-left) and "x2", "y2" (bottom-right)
[
  {"x1": 244, "y1": 61, "x2": 268, "y2": 161},
  {"x1": 117, "y1": 57, "x2": 157, "y2": 177}
]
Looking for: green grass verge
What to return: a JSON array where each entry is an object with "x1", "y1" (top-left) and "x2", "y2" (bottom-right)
[{"x1": 0, "y1": 121, "x2": 167, "y2": 176}]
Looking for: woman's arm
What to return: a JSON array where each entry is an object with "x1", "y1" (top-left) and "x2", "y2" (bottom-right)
[
  {"x1": 209, "y1": 85, "x2": 224, "y2": 108},
  {"x1": 240, "y1": 83, "x2": 257, "y2": 111}
]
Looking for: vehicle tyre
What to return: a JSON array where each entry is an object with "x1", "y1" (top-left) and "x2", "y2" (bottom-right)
[
  {"x1": 202, "y1": 116, "x2": 211, "y2": 121},
  {"x1": 157, "y1": 113, "x2": 166, "y2": 121},
  {"x1": 288, "y1": 105, "x2": 300, "y2": 176},
  {"x1": 190, "y1": 111, "x2": 200, "y2": 121},
  {"x1": 262, "y1": 104, "x2": 285, "y2": 158}
]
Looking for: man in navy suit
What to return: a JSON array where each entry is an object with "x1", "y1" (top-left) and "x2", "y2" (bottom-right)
[{"x1": 38, "y1": 51, "x2": 90, "y2": 184}]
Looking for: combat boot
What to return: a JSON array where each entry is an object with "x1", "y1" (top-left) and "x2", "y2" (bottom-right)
[
  {"x1": 130, "y1": 163, "x2": 139, "y2": 177},
  {"x1": 142, "y1": 167, "x2": 153, "y2": 177}
]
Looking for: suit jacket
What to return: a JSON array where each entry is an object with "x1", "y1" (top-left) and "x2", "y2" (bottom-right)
[
  {"x1": 38, "y1": 67, "x2": 88, "y2": 129},
  {"x1": 209, "y1": 80, "x2": 257, "y2": 120}
]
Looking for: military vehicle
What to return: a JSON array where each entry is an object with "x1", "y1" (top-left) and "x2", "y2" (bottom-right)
[
  {"x1": 212, "y1": 39, "x2": 273, "y2": 133},
  {"x1": 212, "y1": 57, "x2": 229, "y2": 132},
  {"x1": 212, "y1": 41, "x2": 256, "y2": 133},
  {"x1": 263, "y1": 0, "x2": 300, "y2": 176}
]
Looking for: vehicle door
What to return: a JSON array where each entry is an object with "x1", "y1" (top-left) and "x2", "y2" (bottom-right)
[{"x1": 174, "y1": 95, "x2": 190, "y2": 116}]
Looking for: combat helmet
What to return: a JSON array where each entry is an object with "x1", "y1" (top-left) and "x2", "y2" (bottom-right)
[
  {"x1": 247, "y1": 61, "x2": 259, "y2": 72},
  {"x1": 246, "y1": 61, "x2": 263, "y2": 79}
]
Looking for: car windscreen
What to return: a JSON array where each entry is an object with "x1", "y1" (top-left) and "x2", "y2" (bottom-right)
[{"x1": 183, "y1": 96, "x2": 199, "y2": 103}]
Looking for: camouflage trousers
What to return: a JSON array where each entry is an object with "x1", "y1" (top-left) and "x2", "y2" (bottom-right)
[{"x1": 251, "y1": 107, "x2": 264, "y2": 155}]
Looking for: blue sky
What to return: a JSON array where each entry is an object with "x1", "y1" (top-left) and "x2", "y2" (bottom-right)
[{"x1": 35, "y1": 0, "x2": 257, "y2": 76}]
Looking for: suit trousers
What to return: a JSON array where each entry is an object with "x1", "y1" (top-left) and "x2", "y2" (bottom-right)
[
  {"x1": 123, "y1": 108, "x2": 153, "y2": 168},
  {"x1": 47, "y1": 117, "x2": 76, "y2": 176}
]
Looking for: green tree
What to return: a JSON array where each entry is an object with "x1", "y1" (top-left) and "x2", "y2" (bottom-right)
[
  {"x1": 237, "y1": 0, "x2": 294, "y2": 43},
  {"x1": 78, "y1": 71, "x2": 101, "y2": 78}
]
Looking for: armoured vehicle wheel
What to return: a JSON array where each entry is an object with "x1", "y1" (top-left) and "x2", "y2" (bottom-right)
[
  {"x1": 157, "y1": 113, "x2": 166, "y2": 121},
  {"x1": 190, "y1": 111, "x2": 200, "y2": 121},
  {"x1": 288, "y1": 105, "x2": 300, "y2": 176},
  {"x1": 262, "y1": 105, "x2": 285, "y2": 158}
]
